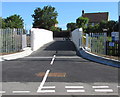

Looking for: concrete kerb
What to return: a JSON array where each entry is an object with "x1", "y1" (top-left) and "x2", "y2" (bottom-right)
[
  {"x1": 79, "y1": 47, "x2": 120, "y2": 68},
  {"x1": 0, "y1": 47, "x2": 33, "y2": 61}
]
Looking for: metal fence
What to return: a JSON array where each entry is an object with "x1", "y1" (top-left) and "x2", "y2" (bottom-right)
[
  {"x1": 106, "y1": 41, "x2": 120, "y2": 56},
  {"x1": 85, "y1": 33, "x2": 107, "y2": 55},
  {"x1": 0, "y1": 28, "x2": 24, "y2": 54}
]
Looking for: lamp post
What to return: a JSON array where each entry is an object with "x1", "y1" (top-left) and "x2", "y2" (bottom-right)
[{"x1": 103, "y1": 29, "x2": 107, "y2": 55}]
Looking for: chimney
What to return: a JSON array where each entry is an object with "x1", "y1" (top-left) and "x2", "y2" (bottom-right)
[{"x1": 82, "y1": 10, "x2": 84, "y2": 15}]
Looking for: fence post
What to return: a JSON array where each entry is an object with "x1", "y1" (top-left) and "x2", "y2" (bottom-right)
[
  {"x1": 86, "y1": 34, "x2": 88, "y2": 50},
  {"x1": 104, "y1": 33, "x2": 107, "y2": 55}
]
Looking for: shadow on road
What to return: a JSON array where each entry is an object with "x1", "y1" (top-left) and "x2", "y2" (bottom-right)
[{"x1": 44, "y1": 41, "x2": 76, "y2": 51}]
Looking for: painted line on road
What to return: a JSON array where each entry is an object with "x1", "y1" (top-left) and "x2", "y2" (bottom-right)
[
  {"x1": 38, "y1": 90, "x2": 55, "y2": 93},
  {"x1": 13, "y1": 91, "x2": 30, "y2": 93},
  {"x1": 50, "y1": 55, "x2": 56, "y2": 65},
  {"x1": 67, "y1": 90, "x2": 85, "y2": 93},
  {"x1": 117, "y1": 86, "x2": 120, "y2": 88},
  {"x1": 94, "y1": 89, "x2": 113, "y2": 92},
  {"x1": 65, "y1": 86, "x2": 84, "y2": 88},
  {"x1": 24, "y1": 56, "x2": 80, "y2": 59},
  {"x1": 25, "y1": 57, "x2": 53, "y2": 59},
  {"x1": 42, "y1": 86, "x2": 55, "y2": 89},
  {"x1": 92, "y1": 86, "x2": 109, "y2": 88},
  {"x1": 0, "y1": 91, "x2": 6, "y2": 94},
  {"x1": 37, "y1": 70, "x2": 50, "y2": 93}
]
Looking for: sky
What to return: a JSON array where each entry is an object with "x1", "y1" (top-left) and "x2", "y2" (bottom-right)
[{"x1": 2, "y1": 2, "x2": 119, "y2": 30}]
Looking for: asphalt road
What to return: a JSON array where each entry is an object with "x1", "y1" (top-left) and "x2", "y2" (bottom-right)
[{"x1": 1, "y1": 38, "x2": 119, "y2": 97}]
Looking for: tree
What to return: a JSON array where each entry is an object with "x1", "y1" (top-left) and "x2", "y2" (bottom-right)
[
  {"x1": 0, "y1": 17, "x2": 6, "y2": 28},
  {"x1": 67, "y1": 22, "x2": 76, "y2": 31},
  {"x1": 76, "y1": 17, "x2": 89, "y2": 28},
  {"x1": 113, "y1": 22, "x2": 119, "y2": 32},
  {"x1": 107, "y1": 20, "x2": 116, "y2": 36},
  {"x1": 50, "y1": 26, "x2": 62, "y2": 32},
  {"x1": 32, "y1": 6, "x2": 58, "y2": 30},
  {"x1": 4, "y1": 14, "x2": 24, "y2": 28}
]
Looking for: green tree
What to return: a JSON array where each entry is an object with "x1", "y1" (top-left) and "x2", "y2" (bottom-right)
[
  {"x1": 76, "y1": 17, "x2": 89, "y2": 28},
  {"x1": 32, "y1": 6, "x2": 58, "y2": 30},
  {"x1": 107, "y1": 20, "x2": 116, "y2": 36},
  {"x1": 0, "y1": 17, "x2": 6, "y2": 28},
  {"x1": 67, "y1": 22, "x2": 76, "y2": 31},
  {"x1": 50, "y1": 26, "x2": 62, "y2": 32},
  {"x1": 4, "y1": 14, "x2": 24, "y2": 28},
  {"x1": 113, "y1": 22, "x2": 119, "y2": 32}
]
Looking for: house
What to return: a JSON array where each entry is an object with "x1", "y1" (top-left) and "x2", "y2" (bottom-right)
[{"x1": 82, "y1": 10, "x2": 109, "y2": 26}]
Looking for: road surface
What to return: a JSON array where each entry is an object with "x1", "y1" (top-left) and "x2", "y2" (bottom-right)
[{"x1": 1, "y1": 38, "x2": 119, "y2": 97}]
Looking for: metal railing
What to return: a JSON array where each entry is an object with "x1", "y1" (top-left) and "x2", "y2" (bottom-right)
[
  {"x1": 0, "y1": 28, "x2": 24, "y2": 54},
  {"x1": 85, "y1": 33, "x2": 107, "y2": 55}
]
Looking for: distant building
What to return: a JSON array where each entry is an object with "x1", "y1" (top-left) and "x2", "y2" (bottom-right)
[{"x1": 82, "y1": 10, "x2": 109, "y2": 26}]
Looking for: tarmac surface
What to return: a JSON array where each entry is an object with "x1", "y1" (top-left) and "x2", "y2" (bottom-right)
[{"x1": 1, "y1": 38, "x2": 119, "y2": 97}]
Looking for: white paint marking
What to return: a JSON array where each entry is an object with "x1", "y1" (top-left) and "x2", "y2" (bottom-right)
[
  {"x1": 117, "y1": 86, "x2": 120, "y2": 88},
  {"x1": 67, "y1": 90, "x2": 85, "y2": 92},
  {"x1": 0, "y1": 91, "x2": 6, "y2": 94},
  {"x1": 92, "y1": 86, "x2": 109, "y2": 88},
  {"x1": 65, "y1": 86, "x2": 84, "y2": 88},
  {"x1": 25, "y1": 56, "x2": 80, "y2": 59},
  {"x1": 13, "y1": 91, "x2": 30, "y2": 93},
  {"x1": 42, "y1": 86, "x2": 55, "y2": 89},
  {"x1": 25, "y1": 57, "x2": 53, "y2": 59},
  {"x1": 38, "y1": 90, "x2": 55, "y2": 93},
  {"x1": 95, "y1": 89, "x2": 113, "y2": 92},
  {"x1": 50, "y1": 55, "x2": 56, "y2": 65},
  {"x1": 37, "y1": 70, "x2": 50, "y2": 92}
]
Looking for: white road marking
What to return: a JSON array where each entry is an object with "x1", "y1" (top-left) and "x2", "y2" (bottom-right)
[
  {"x1": 67, "y1": 90, "x2": 85, "y2": 92},
  {"x1": 65, "y1": 86, "x2": 84, "y2": 88},
  {"x1": 38, "y1": 90, "x2": 55, "y2": 93},
  {"x1": 94, "y1": 89, "x2": 113, "y2": 92},
  {"x1": 25, "y1": 56, "x2": 80, "y2": 59},
  {"x1": 25, "y1": 57, "x2": 53, "y2": 59},
  {"x1": 37, "y1": 70, "x2": 50, "y2": 92},
  {"x1": 117, "y1": 86, "x2": 120, "y2": 88},
  {"x1": 0, "y1": 91, "x2": 6, "y2": 94},
  {"x1": 42, "y1": 86, "x2": 55, "y2": 89},
  {"x1": 92, "y1": 86, "x2": 109, "y2": 88},
  {"x1": 50, "y1": 55, "x2": 56, "y2": 65},
  {"x1": 13, "y1": 91, "x2": 30, "y2": 93}
]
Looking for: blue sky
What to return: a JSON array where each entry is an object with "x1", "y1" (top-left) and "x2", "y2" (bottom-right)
[{"x1": 2, "y1": 2, "x2": 118, "y2": 30}]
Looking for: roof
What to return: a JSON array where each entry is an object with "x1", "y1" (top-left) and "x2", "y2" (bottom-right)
[{"x1": 82, "y1": 12, "x2": 109, "y2": 23}]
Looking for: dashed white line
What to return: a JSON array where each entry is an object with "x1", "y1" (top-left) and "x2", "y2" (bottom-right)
[
  {"x1": 67, "y1": 90, "x2": 85, "y2": 93},
  {"x1": 37, "y1": 70, "x2": 50, "y2": 93},
  {"x1": 92, "y1": 86, "x2": 109, "y2": 88},
  {"x1": 65, "y1": 86, "x2": 84, "y2": 88},
  {"x1": 94, "y1": 89, "x2": 113, "y2": 92},
  {"x1": 50, "y1": 55, "x2": 56, "y2": 65},
  {"x1": 13, "y1": 91, "x2": 30, "y2": 93}
]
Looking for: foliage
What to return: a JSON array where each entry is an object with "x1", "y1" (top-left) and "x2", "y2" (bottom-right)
[
  {"x1": 84, "y1": 20, "x2": 118, "y2": 36},
  {"x1": 76, "y1": 17, "x2": 89, "y2": 28},
  {"x1": 32, "y1": 6, "x2": 58, "y2": 30},
  {"x1": 67, "y1": 22, "x2": 77, "y2": 31},
  {"x1": 113, "y1": 22, "x2": 119, "y2": 32},
  {"x1": 4, "y1": 14, "x2": 24, "y2": 28},
  {"x1": 0, "y1": 17, "x2": 6, "y2": 28},
  {"x1": 50, "y1": 26, "x2": 62, "y2": 32}
]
